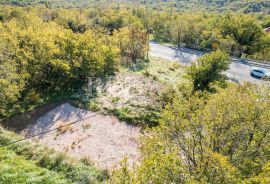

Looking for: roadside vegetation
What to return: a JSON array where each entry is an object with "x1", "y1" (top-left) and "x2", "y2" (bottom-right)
[
  {"x1": 112, "y1": 51, "x2": 270, "y2": 183},
  {"x1": 137, "y1": 56, "x2": 185, "y2": 84},
  {"x1": 187, "y1": 50, "x2": 231, "y2": 91}
]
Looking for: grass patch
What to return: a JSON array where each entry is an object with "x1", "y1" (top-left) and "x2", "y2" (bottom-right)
[
  {"x1": 108, "y1": 107, "x2": 160, "y2": 127},
  {"x1": 136, "y1": 56, "x2": 185, "y2": 84},
  {"x1": 0, "y1": 128, "x2": 108, "y2": 184},
  {"x1": 82, "y1": 100, "x2": 102, "y2": 112},
  {"x1": 56, "y1": 123, "x2": 74, "y2": 135},
  {"x1": 0, "y1": 147, "x2": 72, "y2": 184}
]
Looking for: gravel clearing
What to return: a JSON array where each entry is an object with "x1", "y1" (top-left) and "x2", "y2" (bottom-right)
[{"x1": 21, "y1": 103, "x2": 141, "y2": 170}]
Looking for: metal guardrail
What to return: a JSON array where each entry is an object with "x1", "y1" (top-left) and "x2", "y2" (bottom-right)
[{"x1": 232, "y1": 58, "x2": 270, "y2": 69}]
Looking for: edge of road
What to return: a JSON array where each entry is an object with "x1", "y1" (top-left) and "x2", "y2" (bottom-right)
[
  {"x1": 151, "y1": 42, "x2": 270, "y2": 69},
  {"x1": 232, "y1": 58, "x2": 270, "y2": 69}
]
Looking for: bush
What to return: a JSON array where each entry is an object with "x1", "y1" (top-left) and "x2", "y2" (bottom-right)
[
  {"x1": 109, "y1": 107, "x2": 160, "y2": 127},
  {"x1": 187, "y1": 50, "x2": 231, "y2": 91}
]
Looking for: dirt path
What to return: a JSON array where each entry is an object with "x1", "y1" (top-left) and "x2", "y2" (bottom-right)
[{"x1": 21, "y1": 103, "x2": 140, "y2": 170}]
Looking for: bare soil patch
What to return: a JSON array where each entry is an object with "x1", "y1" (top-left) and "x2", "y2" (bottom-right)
[
  {"x1": 96, "y1": 72, "x2": 162, "y2": 111},
  {"x1": 21, "y1": 103, "x2": 140, "y2": 171},
  {"x1": 1, "y1": 101, "x2": 64, "y2": 132}
]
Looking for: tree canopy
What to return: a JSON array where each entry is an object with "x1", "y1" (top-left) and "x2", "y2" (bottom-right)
[
  {"x1": 112, "y1": 84, "x2": 270, "y2": 183},
  {"x1": 187, "y1": 50, "x2": 231, "y2": 91},
  {"x1": 0, "y1": 5, "x2": 149, "y2": 120}
]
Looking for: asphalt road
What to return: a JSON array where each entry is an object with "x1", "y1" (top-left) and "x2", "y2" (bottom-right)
[{"x1": 150, "y1": 42, "x2": 270, "y2": 84}]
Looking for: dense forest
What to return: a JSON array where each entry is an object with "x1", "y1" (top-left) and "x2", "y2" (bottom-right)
[
  {"x1": 1, "y1": 0, "x2": 270, "y2": 13},
  {"x1": 0, "y1": 5, "x2": 150, "y2": 121},
  {"x1": 0, "y1": 1, "x2": 270, "y2": 184}
]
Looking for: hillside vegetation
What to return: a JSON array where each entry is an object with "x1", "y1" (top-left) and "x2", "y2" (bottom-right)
[
  {"x1": 111, "y1": 49, "x2": 270, "y2": 183},
  {"x1": 112, "y1": 82, "x2": 270, "y2": 183},
  {"x1": 145, "y1": 0, "x2": 270, "y2": 13},
  {"x1": 0, "y1": 1, "x2": 270, "y2": 184},
  {"x1": 1, "y1": 0, "x2": 270, "y2": 14},
  {"x1": 0, "y1": 4, "x2": 270, "y2": 123}
]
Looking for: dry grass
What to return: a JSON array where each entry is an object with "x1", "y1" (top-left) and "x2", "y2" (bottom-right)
[
  {"x1": 82, "y1": 123, "x2": 91, "y2": 130},
  {"x1": 138, "y1": 56, "x2": 185, "y2": 84},
  {"x1": 80, "y1": 156, "x2": 95, "y2": 166},
  {"x1": 56, "y1": 122, "x2": 74, "y2": 135}
]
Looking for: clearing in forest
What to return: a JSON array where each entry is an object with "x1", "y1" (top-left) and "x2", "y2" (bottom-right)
[{"x1": 18, "y1": 57, "x2": 184, "y2": 171}]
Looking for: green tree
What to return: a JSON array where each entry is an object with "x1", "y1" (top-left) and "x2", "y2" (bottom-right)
[
  {"x1": 247, "y1": 161, "x2": 270, "y2": 183},
  {"x1": 0, "y1": 6, "x2": 121, "y2": 119},
  {"x1": 203, "y1": 84, "x2": 270, "y2": 177},
  {"x1": 0, "y1": 60, "x2": 25, "y2": 119},
  {"x1": 187, "y1": 50, "x2": 231, "y2": 91},
  {"x1": 113, "y1": 84, "x2": 270, "y2": 183},
  {"x1": 218, "y1": 15, "x2": 264, "y2": 57},
  {"x1": 114, "y1": 26, "x2": 148, "y2": 65}
]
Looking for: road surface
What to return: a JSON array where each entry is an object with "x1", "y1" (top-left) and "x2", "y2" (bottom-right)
[{"x1": 150, "y1": 42, "x2": 270, "y2": 84}]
